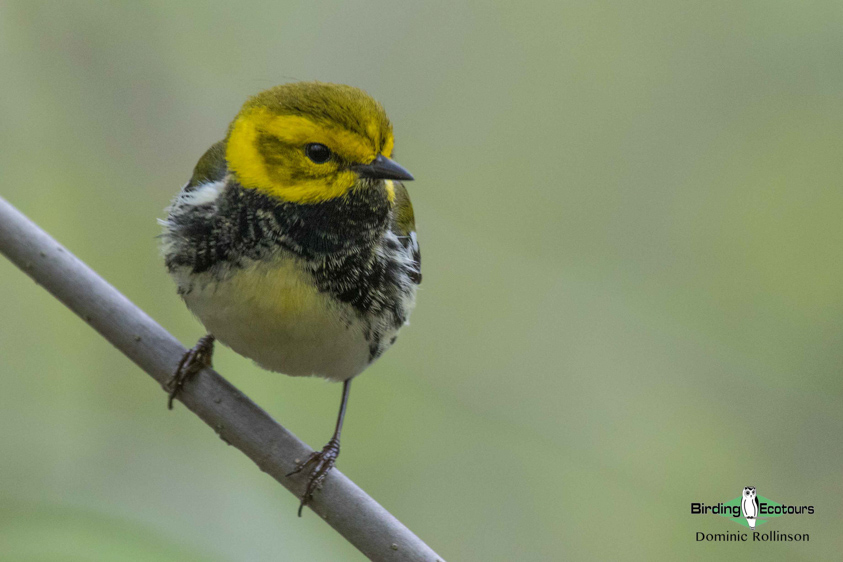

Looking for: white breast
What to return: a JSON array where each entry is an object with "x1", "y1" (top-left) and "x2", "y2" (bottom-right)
[
  {"x1": 176, "y1": 255, "x2": 371, "y2": 381},
  {"x1": 742, "y1": 497, "x2": 758, "y2": 517}
]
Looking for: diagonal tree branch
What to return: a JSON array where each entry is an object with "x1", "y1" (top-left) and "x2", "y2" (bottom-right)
[{"x1": 0, "y1": 195, "x2": 444, "y2": 562}]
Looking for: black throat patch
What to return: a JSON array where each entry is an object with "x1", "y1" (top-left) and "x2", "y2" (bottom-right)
[{"x1": 166, "y1": 178, "x2": 391, "y2": 275}]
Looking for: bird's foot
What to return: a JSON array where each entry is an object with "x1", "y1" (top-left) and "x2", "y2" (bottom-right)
[
  {"x1": 167, "y1": 334, "x2": 215, "y2": 410},
  {"x1": 286, "y1": 437, "x2": 340, "y2": 516}
]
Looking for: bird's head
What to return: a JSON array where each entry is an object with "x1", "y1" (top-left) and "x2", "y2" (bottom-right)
[{"x1": 225, "y1": 82, "x2": 413, "y2": 204}]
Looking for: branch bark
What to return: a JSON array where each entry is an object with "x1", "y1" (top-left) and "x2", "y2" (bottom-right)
[{"x1": 0, "y1": 195, "x2": 444, "y2": 562}]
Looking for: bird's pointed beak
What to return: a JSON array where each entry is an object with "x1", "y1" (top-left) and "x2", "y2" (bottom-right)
[{"x1": 353, "y1": 154, "x2": 414, "y2": 181}]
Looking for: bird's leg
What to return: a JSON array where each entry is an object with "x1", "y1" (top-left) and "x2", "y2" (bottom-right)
[
  {"x1": 287, "y1": 379, "x2": 351, "y2": 516},
  {"x1": 167, "y1": 334, "x2": 215, "y2": 410}
]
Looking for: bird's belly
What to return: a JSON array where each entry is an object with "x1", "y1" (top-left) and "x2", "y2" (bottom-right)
[{"x1": 180, "y1": 258, "x2": 370, "y2": 381}]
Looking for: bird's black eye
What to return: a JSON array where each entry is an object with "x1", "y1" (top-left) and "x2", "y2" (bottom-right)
[{"x1": 305, "y1": 143, "x2": 332, "y2": 164}]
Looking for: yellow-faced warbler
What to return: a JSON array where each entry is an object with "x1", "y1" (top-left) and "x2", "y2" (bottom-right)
[{"x1": 160, "y1": 82, "x2": 420, "y2": 515}]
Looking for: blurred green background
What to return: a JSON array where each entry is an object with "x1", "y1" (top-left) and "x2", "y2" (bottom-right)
[{"x1": 1, "y1": 1, "x2": 841, "y2": 560}]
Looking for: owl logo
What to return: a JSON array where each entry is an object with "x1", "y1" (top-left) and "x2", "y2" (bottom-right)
[{"x1": 741, "y1": 486, "x2": 759, "y2": 529}]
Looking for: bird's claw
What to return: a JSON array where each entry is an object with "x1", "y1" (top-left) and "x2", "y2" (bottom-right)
[
  {"x1": 167, "y1": 334, "x2": 215, "y2": 410},
  {"x1": 286, "y1": 438, "x2": 340, "y2": 516}
]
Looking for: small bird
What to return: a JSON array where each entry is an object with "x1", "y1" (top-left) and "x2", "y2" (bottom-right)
[{"x1": 160, "y1": 82, "x2": 420, "y2": 515}]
